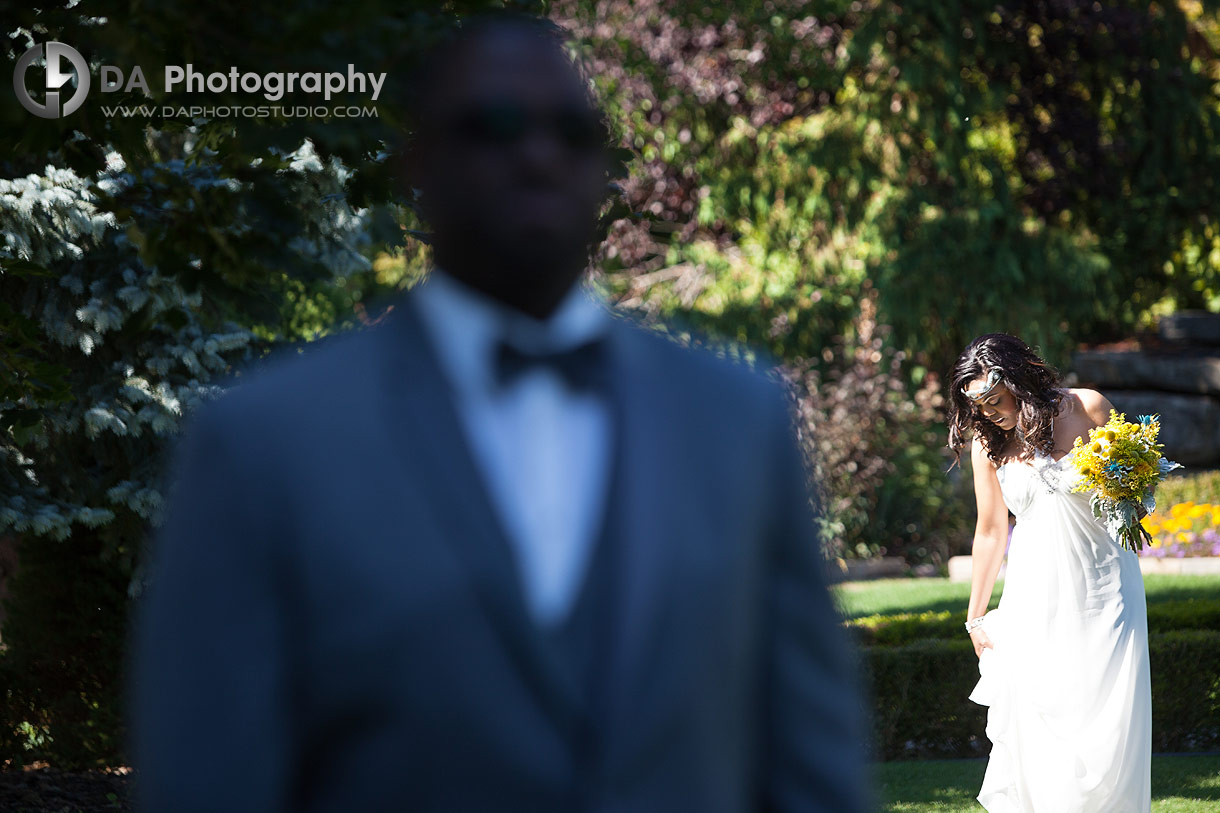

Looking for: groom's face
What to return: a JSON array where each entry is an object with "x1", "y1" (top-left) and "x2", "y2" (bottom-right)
[{"x1": 410, "y1": 24, "x2": 610, "y2": 314}]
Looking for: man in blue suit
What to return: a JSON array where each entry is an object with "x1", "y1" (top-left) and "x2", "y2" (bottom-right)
[{"x1": 130, "y1": 11, "x2": 869, "y2": 812}]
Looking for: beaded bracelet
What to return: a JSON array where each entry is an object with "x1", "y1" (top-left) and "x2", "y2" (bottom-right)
[{"x1": 964, "y1": 616, "x2": 986, "y2": 634}]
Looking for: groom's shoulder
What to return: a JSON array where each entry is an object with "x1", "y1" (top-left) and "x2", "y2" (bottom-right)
[
  {"x1": 190, "y1": 315, "x2": 395, "y2": 432},
  {"x1": 611, "y1": 312, "x2": 791, "y2": 415}
]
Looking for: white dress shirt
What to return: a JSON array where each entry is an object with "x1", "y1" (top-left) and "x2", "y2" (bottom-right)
[{"x1": 410, "y1": 268, "x2": 614, "y2": 627}]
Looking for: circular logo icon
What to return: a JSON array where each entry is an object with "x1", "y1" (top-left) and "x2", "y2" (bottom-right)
[{"x1": 14, "y1": 42, "x2": 91, "y2": 119}]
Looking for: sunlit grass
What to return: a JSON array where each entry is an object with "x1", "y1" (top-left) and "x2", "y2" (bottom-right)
[{"x1": 833, "y1": 574, "x2": 1220, "y2": 620}]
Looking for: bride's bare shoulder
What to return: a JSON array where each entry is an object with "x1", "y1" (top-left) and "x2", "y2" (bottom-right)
[
  {"x1": 970, "y1": 436, "x2": 997, "y2": 467},
  {"x1": 971, "y1": 434, "x2": 1019, "y2": 469},
  {"x1": 1064, "y1": 387, "x2": 1115, "y2": 424},
  {"x1": 970, "y1": 436, "x2": 1006, "y2": 487}
]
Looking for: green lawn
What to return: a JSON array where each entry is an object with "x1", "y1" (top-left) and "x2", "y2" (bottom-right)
[
  {"x1": 834, "y1": 574, "x2": 1220, "y2": 620},
  {"x1": 874, "y1": 754, "x2": 1220, "y2": 812}
]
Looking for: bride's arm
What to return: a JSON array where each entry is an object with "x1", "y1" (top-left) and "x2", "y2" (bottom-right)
[{"x1": 966, "y1": 436, "x2": 1009, "y2": 657}]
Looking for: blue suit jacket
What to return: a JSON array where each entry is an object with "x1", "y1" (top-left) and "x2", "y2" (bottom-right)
[{"x1": 129, "y1": 290, "x2": 870, "y2": 812}]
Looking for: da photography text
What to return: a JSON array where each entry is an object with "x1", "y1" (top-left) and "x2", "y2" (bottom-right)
[{"x1": 104, "y1": 64, "x2": 387, "y2": 102}]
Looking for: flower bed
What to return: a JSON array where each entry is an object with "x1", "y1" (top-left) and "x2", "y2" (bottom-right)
[{"x1": 1140, "y1": 501, "x2": 1220, "y2": 558}]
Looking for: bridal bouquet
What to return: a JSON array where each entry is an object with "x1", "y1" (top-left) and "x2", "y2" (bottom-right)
[{"x1": 1069, "y1": 410, "x2": 1183, "y2": 553}]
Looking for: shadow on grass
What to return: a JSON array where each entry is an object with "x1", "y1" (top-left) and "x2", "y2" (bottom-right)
[
  {"x1": 1150, "y1": 754, "x2": 1220, "y2": 802},
  {"x1": 878, "y1": 754, "x2": 1220, "y2": 811},
  {"x1": 876, "y1": 757, "x2": 983, "y2": 809}
]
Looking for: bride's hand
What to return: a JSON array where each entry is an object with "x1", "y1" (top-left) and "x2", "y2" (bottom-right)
[{"x1": 969, "y1": 627, "x2": 994, "y2": 659}]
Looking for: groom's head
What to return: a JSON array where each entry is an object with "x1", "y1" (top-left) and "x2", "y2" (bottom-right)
[{"x1": 401, "y1": 12, "x2": 613, "y2": 318}]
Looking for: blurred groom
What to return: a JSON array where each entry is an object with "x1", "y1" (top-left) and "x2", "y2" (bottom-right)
[{"x1": 130, "y1": 11, "x2": 868, "y2": 812}]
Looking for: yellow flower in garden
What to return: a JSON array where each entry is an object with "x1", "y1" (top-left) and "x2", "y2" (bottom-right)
[
  {"x1": 1139, "y1": 499, "x2": 1220, "y2": 552},
  {"x1": 1171, "y1": 502, "x2": 1193, "y2": 518}
]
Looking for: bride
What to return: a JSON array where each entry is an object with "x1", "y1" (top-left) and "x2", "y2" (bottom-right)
[{"x1": 947, "y1": 333, "x2": 1152, "y2": 812}]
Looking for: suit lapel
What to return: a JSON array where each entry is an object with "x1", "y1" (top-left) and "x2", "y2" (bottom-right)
[
  {"x1": 373, "y1": 293, "x2": 586, "y2": 728},
  {"x1": 598, "y1": 325, "x2": 681, "y2": 731}
]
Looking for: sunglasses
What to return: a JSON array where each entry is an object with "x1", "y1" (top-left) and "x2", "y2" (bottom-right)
[{"x1": 445, "y1": 101, "x2": 609, "y2": 152}]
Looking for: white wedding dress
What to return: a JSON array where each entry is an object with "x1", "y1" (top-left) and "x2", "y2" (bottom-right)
[{"x1": 969, "y1": 451, "x2": 1152, "y2": 812}]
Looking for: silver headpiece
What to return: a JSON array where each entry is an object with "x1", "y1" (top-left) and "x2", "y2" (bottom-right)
[{"x1": 962, "y1": 369, "x2": 1003, "y2": 401}]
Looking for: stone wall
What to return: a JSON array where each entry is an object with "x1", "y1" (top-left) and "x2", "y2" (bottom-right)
[{"x1": 1072, "y1": 311, "x2": 1220, "y2": 469}]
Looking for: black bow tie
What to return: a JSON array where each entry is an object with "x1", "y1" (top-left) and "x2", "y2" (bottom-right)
[{"x1": 494, "y1": 337, "x2": 609, "y2": 392}]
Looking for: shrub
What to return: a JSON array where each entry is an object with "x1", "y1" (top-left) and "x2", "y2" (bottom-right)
[
  {"x1": 847, "y1": 610, "x2": 962, "y2": 647},
  {"x1": 1147, "y1": 599, "x2": 1220, "y2": 635},
  {"x1": 1150, "y1": 630, "x2": 1220, "y2": 752},
  {"x1": 862, "y1": 630, "x2": 1220, "y2": 760},
  {"x1": 781, "y1": 295, "x2": 972, "y2": 565},
  {"x1": 864, "y1": 638, "x2": 987, "y2": 760},
  {"x1": 1156, "y1": 470, "x2": 1220, "y2": 507},
  {"x1": 0, "y1": 531, "x2": 129, "y2": 768}
]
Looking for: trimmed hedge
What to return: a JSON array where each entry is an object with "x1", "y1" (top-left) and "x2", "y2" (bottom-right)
[
  {"x1": 848, "y1": 598, "x2": 1220, "y2": 647},
  {"x1": 1147, "y1": 630, "x2": 1220, "y2": 752},
  {"x1": 864, "y1": 638, "x2": 987, "y2": 760},
  {"x1": 864, "y1": 630, "x2": 1220, "y2": 760},
  {"x1": 1155, "y1": 470, "x2": 1220, "y2": 507}
]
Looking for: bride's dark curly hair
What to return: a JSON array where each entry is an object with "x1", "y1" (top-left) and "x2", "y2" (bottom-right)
[{"x1": 947, "y1": 333, "x2": 1064, "y2": 467}]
